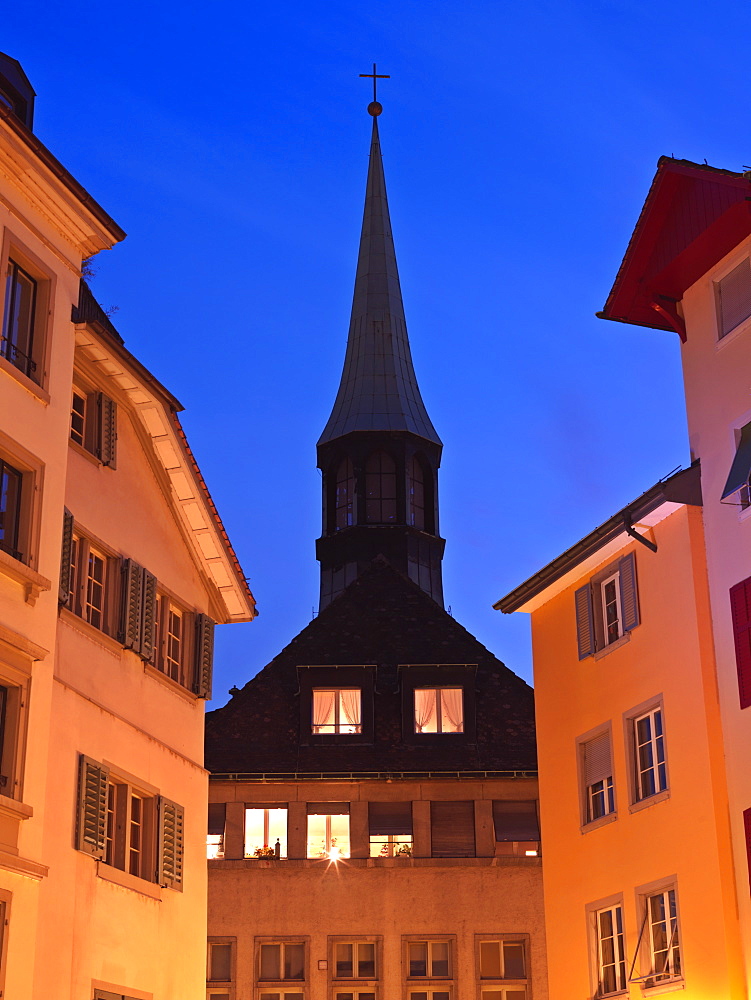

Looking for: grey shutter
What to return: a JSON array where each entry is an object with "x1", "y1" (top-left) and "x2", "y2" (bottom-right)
[
  {"x1": 492, "y1": 800, "x2": 540, "y2": 841},
  {"x1": 193, "y1": 614, "x2": 215, "y2": 698},
  {"x1": 718, "y1": 259, "x2": 751, "y2": 336},
  {"x1": 208, "y1": 802, "x2": 226, "y2": 836},
  {"x1": 119, "y1": 559, "x2": 143, "y2": 652},
  {"x1": 59, "y1": 508, "x2": 74, "y2": 604},
  {"x1": 307, "y1": 802, "x2": 349, "y2": 815},
  {"x1": 722, "y1": 423, "x2": 751, "y2": 499},
  {"x1": 157, "y1": 795, "x2": 184, "y2": 890},
  {"x1": 582, "y1": 732, "x2": 612, "y2": 786},
  {"x1": 98, "y1": 393, "x2": 117, "y2": 467},
  {"x1": 140, "y1": 569, "x2": 157, "y2": 661},
  {"x1": 575, "y1": 584, "x2": 595, "y2": 658},
  {"x1": 369, "y1": 801, "x2": 412, "y2": 835},
  {"x1": 76, "y1": 754, "x2": 109, "y2": 858},
  {"x1": 619, "y1": 552, "x2": 640, "y2": 632},
  {"x1": 430, "y1": 801, "x2": 475, "y2": 857}
]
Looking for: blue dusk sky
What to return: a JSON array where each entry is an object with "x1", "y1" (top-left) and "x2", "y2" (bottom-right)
[{"x1": 5, "y1": 3, "x2": 747, "y2": 706}]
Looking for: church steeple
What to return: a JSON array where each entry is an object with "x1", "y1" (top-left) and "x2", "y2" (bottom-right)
[{"x1": 316, "y1": 101, "x2": 445, "y2": 610}]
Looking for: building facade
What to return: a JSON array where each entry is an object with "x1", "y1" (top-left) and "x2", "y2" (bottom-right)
[
  {"x1": 205, "y1": 103, "x2": 547, "y2": 1000},
  {"x1": 0, "y1": 52, "x2": 255, "y2": 999}
]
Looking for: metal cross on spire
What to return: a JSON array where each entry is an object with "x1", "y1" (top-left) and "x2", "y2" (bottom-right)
[{"x1": 359, "y1": 63, "x2": 390, "y2": 115}]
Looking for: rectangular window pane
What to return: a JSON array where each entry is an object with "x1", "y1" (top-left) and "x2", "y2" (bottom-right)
[
  {"x1": 0, "y1": 461, "x2": 22, "y2": 558},
  {"x1": 409, "y1": 942, "x2": 427, "y2": 977},
  {"x1": 209, "y1": 943, "x2": 232, "y2": 980},
  {"x1": 284, "y1": 942, "x2": 305, "y2": 979},
  {"x1": 503, "y1": 942, "x2": 525, "y2": 978},
  {"x1": 336, "y1": 943, "x2": 353, "y2": 977},
  {"x1": 357, "y1": 942, "x2": 375, "y2": 977},
  {"x1": 431, "y1": 942, "x2": 449, "y2": 977},
  {"x1": 479, "y1": 941, "x2": 501, "y2": 978},
  {"x1": 260, "y1": 944, "x2": 281, "y2": 979}
]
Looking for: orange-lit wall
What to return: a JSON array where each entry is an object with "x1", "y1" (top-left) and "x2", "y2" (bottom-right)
[
  {"x1": 528, "y1": 505, "x2": 742, "y2": 997},
  {"x1": 681, "y1": 239, "x2": 751, "y2": 988}
]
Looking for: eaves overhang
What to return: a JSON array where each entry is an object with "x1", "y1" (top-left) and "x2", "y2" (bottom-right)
[
  {"x1": 494, "y1": 463, "x2": 702, "y2": 615},
  {"x1": 599, "y1": 158, "x2": 751, "y2": 338},
  {"x1": 73, "y1": 322, "x2": 256, "y2": 623}
]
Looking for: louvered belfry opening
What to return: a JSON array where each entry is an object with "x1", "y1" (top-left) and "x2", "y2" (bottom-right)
[{"x1": 316, "y1": 112, "x2": 445, "y2": 610}]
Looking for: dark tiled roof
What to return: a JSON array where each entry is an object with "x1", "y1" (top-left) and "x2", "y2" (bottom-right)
[{"x1": 205, "y1": 562, "x2": 536, "y2": 774}]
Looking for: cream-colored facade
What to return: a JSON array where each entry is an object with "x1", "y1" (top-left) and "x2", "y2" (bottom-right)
[
  {"x1": 208, "y1": 774, "x2": 547, "y2": 1000},
  {"x1": 498, "y1": 482, "x2": 743, "y2": 997},
  {"x1": 0, "y1": 53, "x2": 254, "y2": 998}
]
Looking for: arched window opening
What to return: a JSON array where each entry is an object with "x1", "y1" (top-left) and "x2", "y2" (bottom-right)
[
  {"x1": 334, "y1": 458, "x2": 355, "y2": 530},
  {"x1": 365, "y1": 451, "x2": 397, "y2": 523},
  {"x1": 408, "y1": 456, "x2": 425, "y2": 530}
]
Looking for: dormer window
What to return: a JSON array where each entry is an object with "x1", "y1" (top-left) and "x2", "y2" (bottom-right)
[
  {"x1": 313, "y1": 688, "x2": 362, "y2": 734},
  {"x1": 414, "y1": 687, "x2": 463, "y2": 734}
]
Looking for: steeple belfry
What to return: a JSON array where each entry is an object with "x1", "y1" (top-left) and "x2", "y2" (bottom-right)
[{"x1": 316, "y1": 100, "x2": 445, "y2": 610}]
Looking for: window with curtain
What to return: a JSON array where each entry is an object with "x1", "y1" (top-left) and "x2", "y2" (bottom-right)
[
  {"x1": 313, "y1": 688, "x2": 362, "y2": 734},
  {"x1": 413, "y1": 688, "x2": 463, "y2": 733},
  {"x1": 364, "y1": 451, "x2": 397, "y2": 523},
  {"x1": 335, "y1": 457, "x2": 355, "y2": 530}
]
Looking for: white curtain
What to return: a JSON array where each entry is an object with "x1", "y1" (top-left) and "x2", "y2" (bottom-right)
[
  {"x1": 340, "y1": 689, "x2": 361, "y2": 731},
  {"x1": 313, "y1": 690, "x2": 335, "y2": 733},
  {"x1": 441, "y1": 687, "x2": 464, "y2": 732},
  {"x1": 414, "y1": 689, "x2": 436, "y2": 733}
]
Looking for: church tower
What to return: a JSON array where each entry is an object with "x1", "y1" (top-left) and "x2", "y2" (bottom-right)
[{"x1": 317, "y1": 102, "x2": 445, "y2": 609}]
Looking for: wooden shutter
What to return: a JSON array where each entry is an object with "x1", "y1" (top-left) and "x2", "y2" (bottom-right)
[
  {"x1": 98, "y1": 393, "x2": 117, "y2": 467},
  {"x1": 157, "y1": 795, "x2": 184, "y2": 890},
  {"x1": 430, "y1": 801, "x2": 475, "y2": 857},
  {"x1": 140, "y1": 569, "x2": 157, "y2": 661},
  {"x1": 59, "y1": 508, "x2": 74, "y2": 604},
  {"x1": 492, "y1": 800, "x2": 540, "y2": 841},
  {"x1": 575, "y1": 584, "x2": 595, "y2": 659},
  {"x1": 619, "y1": 552, "x2": 640, "y2": 632},
  {"x1": 193, "y1": 614, "x2": 215, "y2": 698},
  {"x1": 582, "y1": 732, "x2": 612, "y2": 786},
  {"x1": 369, "y1": 801, "x2": 412, "y2": 834},
  {"x1": 119, "y1": 558, "x2": 143, "y2": 652},
  {"x1": 76, "y1": 754, "x2": 109, "y2": 858},
  {"x1": 730, "y1": 577, "x2": 751, "y2": 709}
]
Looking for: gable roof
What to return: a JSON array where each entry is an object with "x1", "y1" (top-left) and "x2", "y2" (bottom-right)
[
  {"x1": 206, "y1": 561, "x2": 536, "y2": 775},
  {"x1": 599, "y1": 157, "x2": 751, "y2": 337}
]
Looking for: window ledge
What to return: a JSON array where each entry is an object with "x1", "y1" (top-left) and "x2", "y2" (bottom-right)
[
  {"x1": 629, "y1": 788, "x2": 670, "y2": 815},
  {"x1": 580, "y1": 811, "x2": 617, "y2": 834},
  {"x1": 211, "y1": 855, "x2": 541, "y2": 870},
  {"x1": 594, "y1": 632, "x2": 631, "y2": 660},
  {"x1": 0, "y1": 848, "x2": 48, "y2": 880},
  {"x1": 59, "y1": 607, "x2": 123, "y2": 656},
  {"x1": 0, "y1": 354, "x2": 49, "y2": 402},
  {"x1": 96, "y1": 860, "x2": 162, "y2": 899},
  {"x1": 143, "y1": 662, "x2": 198, "y2": 702},
  {"x1": 0, "y1": 795, "x2": 32, "y2": 822},
  {"x1": 68, "y1": 437, "x2": 101, "y2": 466},
  {"x1": 0, "y1": 549, "x2": 51, "y2": 606},
  {"x1": 641, "y1": 977, "x2": 685, "y2": 995}
]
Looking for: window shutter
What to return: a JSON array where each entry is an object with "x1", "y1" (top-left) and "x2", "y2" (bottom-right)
[
  {"x1": 307, "y1": 802, "x2": 349, "y2": 815},
  {"x1": 575, "y1": 584, "x2": 595, "y2": 658},
  {"x1": 718, "y1": 259, "x2": 751, "y2": 337},
  {"x1": 492, "y1": 800, "x2": 540, "y2": 841},
  {"x1": 193, "y1": 614, "x2": 215, "y2": 699},
  {"x1": 157, "y1": 795, "x2": 184, "y2": 890},
  {"x1": 730, "y1": 578, "x2": 751, "y2": 709},
  {"x1": 722, "y1": 423, "x2": 751, "y2": 500},
  {"x1": 430, "y1": 801, "x2": 475, "y2": 857},
  {"x1": 59, "y1": 508, "x2": 74, "y2": 604},
  {"x1": 619, "y1": 552, "x2": 640, "y2": 632},
  {"x1": 98, "y1": 393, "x2": 117, "y2": 467},
  {"x1": 140, "y1": 569, "x2": 157, "y2": 661},
  {"x1": 368, "y1": 801, "x2": 412, "y2": 835},
  {"x1": 582, "y1": 732, "x2": 612, "y2": 786},
  {"x1": 119, "y1": 558, "x2": 143, "y2": 652},
  {"x1": 744, "y1": 807, "x2": 751, "y2": 895},
  {"x1": 76, "y1": 754, "x2": 109, "y2": 858}
]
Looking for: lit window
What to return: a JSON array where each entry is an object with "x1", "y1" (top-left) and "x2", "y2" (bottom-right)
[
  {"x1": 492, "y1": 801, "x2": 540, "y2": 856},
  {"x1": 408, "y1": 940, "x2": 451, "y2": 978},
  {"x1": 414, "y1": 688, "x2": 463, "y2": 733},
  {"x1": 334, "y1": 941, "x2": 376, "y2": 978},
  {"x1": 207, "y1": 803, "x2": 226, "y2": 859},
  {"x1": 594, "y1": 905, "x2": 626, "y2": 996},
  {"x1": 258, "y1": 942, "x2": 305, "y2": 981},
  {"x1": 312, "y1": 689, "x2": 362, "y2": 734},
  {"x1": 306, "y1": 806, "x2": 350, "y2": 859},
  {"x1": 633, "y1": 707, "x2": 667, "y2": 801},
  {"x1": 245, "y1": 807, "x2": 287, "y2": 859},
  {"x1": 1, "y1": 259, "x2": 38, "y2": 381}
]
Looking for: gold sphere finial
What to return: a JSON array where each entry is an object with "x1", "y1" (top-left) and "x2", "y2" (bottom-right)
[{"x1": 368, "y1": 101, "x2": 383, "y2": 117}]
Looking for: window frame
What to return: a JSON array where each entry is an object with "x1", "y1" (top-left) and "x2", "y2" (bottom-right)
[
  {"x1": 630, "y1": 705, "x2": 668, "y2": 804},
  {"x1": 67, "y1": 530, "x2": 117, "y2": 635},
  {"x1": 255, "y1": 937, "x2": 308, "y2": 986},
  {"x1": 297, "y1": 666, "x2": 375, "y2": 746},
  {"x1": 0, "y1": 232, "x2": 54, "y2": 391},
  {"x1": 632, "y1": 878, "x2": 683, "y2": 990},
  {"x1": 577, "y1": 724, "x2": 617, "y2": 831},
  {"x1": 329, "y1": 935, "x2": 381, "y2": 990},
  {"x1": 403, "y1": 936, "x2": 455, "y2": 983},
  {"x1": 400, "y1": 665, "x2": 476, "y2": 744},
  {"x1": 311, "y1": 687, "x2": 362, "y2": 735},
  {"x1": 152, "y1": 589, "x2": 194, "y2": 687},
  {"x1": 207, "y1": 936, "x2": 236, "y2": 997},
  {"x1": 575, "y1": 553, "x2": 639, "y2": 660},
  {"x1": 475, "y1": 933, "x2": 530, "y2": 999},
  {"x1": 102, "y1": 768, "x2": 158, "y2": 882},
  {"x1": 68, "y1": 373, "x2": 118, "y2": 467},
  {"x1": 306, "y1": 804, "x2": 350, "y2": 860},
  {"x1": 413, "y1": 687, "x2": 464, "y2": 734},
  {"x1": 715, "y1": 255, "x2": 751, "y2": 340},
  {"x1": 0, "y1": 431, "x2": 43, "y2": 573},
  {"x1": 245, "y1": 804, "x2": 288, "y2": 859}
]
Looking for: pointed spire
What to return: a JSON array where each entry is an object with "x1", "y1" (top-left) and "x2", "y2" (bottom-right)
[{"x1": 318, "y1": 113, "x2": 441, "y2": 446}]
